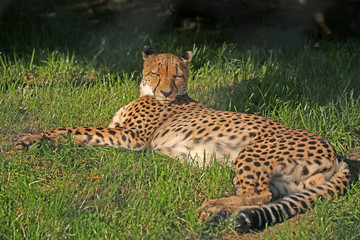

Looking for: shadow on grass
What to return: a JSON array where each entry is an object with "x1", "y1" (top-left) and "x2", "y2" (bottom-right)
[{"x1": 0, "y1": 0, "x2": 176, "y2": 72}]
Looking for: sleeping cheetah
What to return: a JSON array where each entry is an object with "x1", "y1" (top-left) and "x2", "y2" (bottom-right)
[{"x1": 16, "y1": 47, "x2": 350, "y2": 233}]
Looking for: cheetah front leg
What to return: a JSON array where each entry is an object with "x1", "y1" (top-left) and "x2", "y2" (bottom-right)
[{"x1": 15, "y1": 126, "x2": 147, "y2": 150}]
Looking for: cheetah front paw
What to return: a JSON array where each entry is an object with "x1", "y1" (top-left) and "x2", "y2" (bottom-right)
[{"x1": 15, "y1": 134, "x2": 43, "y2": 150}]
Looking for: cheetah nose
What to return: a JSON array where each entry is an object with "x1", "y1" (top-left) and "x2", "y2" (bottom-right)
[{"x1": 160, "y1": 90, "x2": 173, "y2": 98}]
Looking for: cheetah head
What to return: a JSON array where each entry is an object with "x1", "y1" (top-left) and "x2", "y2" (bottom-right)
[{"x1": 140, "y1": 46, "x2": 193, "y2": 103}]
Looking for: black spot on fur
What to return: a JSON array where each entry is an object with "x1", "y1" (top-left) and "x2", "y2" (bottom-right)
[
  {"x1": 130, "y1": 131, "x2": 135, "y2": 139},
  {"x1": 198, "y1": 129, "x2": 205, "y2": 134},
  {"x1": 96, "y1": 132, "x2": 104, "y2": 138},
  {"x1": 108, "y1": 130, "x2": 116, "y2": 135},
  {"x1": 161, "y1": 129, "x2": 170, "y2": 137},
  {"x1": 185, "y1": 131, "x2": 193, "y2": 139},
  {"x1": 302, "y1": 166, "x2": 309, "y2": 175}
]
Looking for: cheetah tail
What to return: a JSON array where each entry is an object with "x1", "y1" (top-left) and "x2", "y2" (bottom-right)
[{"x1": 233, "y1": 161, "x2": 351, "y2": 233}]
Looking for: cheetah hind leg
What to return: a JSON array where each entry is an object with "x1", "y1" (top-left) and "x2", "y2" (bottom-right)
[
  {"x1": 199, "y1": 168, "x2": 272, "y2": 222},
  {"x1": 198, "y1": 173, "x2": 330, "y2": 223},
  {"x1": 198, "y1": 189, "x2": 272, "y2": 222}
]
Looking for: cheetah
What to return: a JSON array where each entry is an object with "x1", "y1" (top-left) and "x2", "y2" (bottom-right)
[{"x1": 16, "y1": 46, "x2": 351, "y2": 233}]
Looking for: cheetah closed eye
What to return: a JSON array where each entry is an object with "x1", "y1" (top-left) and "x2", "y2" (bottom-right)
[{"x1": 15, "y1": 47, "x2": 351, "y2": 233}]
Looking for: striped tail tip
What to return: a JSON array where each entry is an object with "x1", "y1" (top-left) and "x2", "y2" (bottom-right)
[{"x1": 232, "y1": 161, "x2": 350, "y2": 233}]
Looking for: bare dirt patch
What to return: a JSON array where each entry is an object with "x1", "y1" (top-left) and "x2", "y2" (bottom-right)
[
  {"x1": 346, "y1": 146, "x2": 360, "y2": 180},
  {"x1": 348, "y1": 146, "x2": 360, "y2": 161}
]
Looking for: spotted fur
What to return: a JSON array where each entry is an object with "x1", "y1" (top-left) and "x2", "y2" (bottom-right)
[{"x1": 15, "y1": 47, "x2": 351, "y2": 233}]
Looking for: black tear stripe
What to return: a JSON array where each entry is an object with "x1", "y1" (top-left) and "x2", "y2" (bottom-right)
[{"x1": 153, "y1": 79, "x2": 161, "y2": 96}]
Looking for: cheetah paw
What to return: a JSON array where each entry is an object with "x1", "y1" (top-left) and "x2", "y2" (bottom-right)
[
  {"x1": 15, "y1": 134, "x2": 43, "y2": 150},
  {"x1": 198, "y1": 196, "x2": 250, "y2": 222}
]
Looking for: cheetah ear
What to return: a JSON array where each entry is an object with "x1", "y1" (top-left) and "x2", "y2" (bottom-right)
[
  {"x1": 142, "y1": 45, "x2": 155, "y2": 59},
  {"x1": 181, "y1": 51, "x2": 193, "y2": 63}
]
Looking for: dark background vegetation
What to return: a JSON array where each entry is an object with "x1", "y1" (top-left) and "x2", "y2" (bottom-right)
[{"x1": 1, "y1": 0, "x2": 360, "y2": 64}]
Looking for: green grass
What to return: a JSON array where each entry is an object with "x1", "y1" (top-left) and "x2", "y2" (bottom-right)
[{"x1": 1, "y1": 1, "x2": 360, "y2": 239}]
